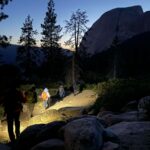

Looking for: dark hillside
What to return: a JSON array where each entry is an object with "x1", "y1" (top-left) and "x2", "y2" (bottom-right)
[{"x1": 81, "y1": 31, "x2": 150, "y2": 82}]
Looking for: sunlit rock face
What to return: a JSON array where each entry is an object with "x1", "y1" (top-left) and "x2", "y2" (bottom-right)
[{"x1": 80, "y1": 5, "x2": 150, "y2": 55}]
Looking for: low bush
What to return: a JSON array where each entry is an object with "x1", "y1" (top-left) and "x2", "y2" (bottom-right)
[{"x1": 92, "y1": 79, "x2": 150, "y2": 114}]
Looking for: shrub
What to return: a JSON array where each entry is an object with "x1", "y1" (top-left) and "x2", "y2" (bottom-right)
[{"x1": 92, "y1": 79, "x2": 150, "y2": 114}]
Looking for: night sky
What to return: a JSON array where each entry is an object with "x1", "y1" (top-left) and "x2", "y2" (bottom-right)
[{"x1": 0, "y1": 0, "x2": 150, "y2": 47}]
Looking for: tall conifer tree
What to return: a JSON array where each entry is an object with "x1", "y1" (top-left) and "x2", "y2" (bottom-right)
[
  {"x1": 0, "y1": 0, "x2": 12, "y2": 48},
  {"x1": 17, "y1": 15, "x2": 38, "y2": 79},
  {"x1": 41, "y1": 0, "x2": 62, "y2": 57},
  {"x1": 64, "y1": 9, "x2": 89, "y2": 86},
  {"x1": 41, "y1": 0, "x2": 64, "y2": 80}
]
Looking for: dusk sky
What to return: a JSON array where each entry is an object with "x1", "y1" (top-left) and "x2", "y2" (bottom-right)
[{"x1": 1, "y1": 0, "x2": 150, "y2": 48}]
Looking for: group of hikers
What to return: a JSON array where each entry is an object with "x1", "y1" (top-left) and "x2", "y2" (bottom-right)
[
  {"x1": 1, "y1": 81, "x2": 85, "y2": 146},
  {"x1": 39, "y1": 84, "x2": 66, "y2": 109},
  {"x1": 2, "y1": 84, "x2": 65, "y2": 142}
]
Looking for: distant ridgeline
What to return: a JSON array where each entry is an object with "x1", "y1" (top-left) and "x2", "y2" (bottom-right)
[
  {"x1": 0, "y1": 44, "x2": 72, "y2": 65},
  {"x1": 0, "y1": 44, "x2": 18, "y2": 64}
]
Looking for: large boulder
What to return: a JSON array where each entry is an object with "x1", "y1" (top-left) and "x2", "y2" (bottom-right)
[
  {"x1": 108, "y1": 121, "x2": 150, "y2": 150},
  {"x1": 31, "y1": 139, "x2": 65, "y2": 150},
  {"x1": 80, "y1": 6, "x2": 150, "y2": 55},
  {"x1": 0, "y1": 144, "x2": 11, "y2": 150},
  {"x1": 138, "y1": 96, "x2": 150, "y2": 113},
  {"x1": 61, "y1": 116, "x2": 105, "y2": 150},
  {"x1": 58, "y1": 107, "x2": 84, "y2": 119},
  {"x1": 16, "y1": 124, "x2": 45, "y2": 150},
  {"x1": 137, "y1": 96, "x2": 150, "y2": 120},
  {"x1": 4, "y1": 115, "x2": 119, "y2": 150},
  {"x1": 35, "y1": 121, "x2": 66, "y2": 143},
  {"x1": 28, "y1": 109, "x2": 63, "y2": 125},
  {"x1": 102, "y1": 142, "x2": 119, "y2": 150},
  {"x1": 98, "y1": 111, "x2": 139, "y2": 126}
]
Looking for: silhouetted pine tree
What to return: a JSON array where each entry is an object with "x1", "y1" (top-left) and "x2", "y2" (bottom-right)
[
  {"x1": 17, "y1": 15, "x2": 38, "y2": 80},
  {"x1": 0, "y1": 0, "x2": 12, "y2": 52},
  {"x1": 41, "y1": 0, "x2": 65, "y2": 81},
  {"x1": 64, "y1": 9, "x2": 89, "y2": 85},
  {"x1": 0, "y1": 0, "x2": 13, "y2": 65},
  {"x1": 0, "y1": 0, "x2": 12, "y2": 21},
  {"x1": 41, "y1": 0, "x2": 62, "y2": 54}
]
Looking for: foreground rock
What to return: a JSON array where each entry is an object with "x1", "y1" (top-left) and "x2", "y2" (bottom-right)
[
  {"x1": 13, "y1": 116, "x2": 118, "y2": 150},
  {"x1": 31, "y1": 139, "x2": 65, "y2": 150},
  {"x1": 61, "y1": 117, "x2": 104, "y2": 150},
  {"x1": 1, "y1": 115, "x2": 150, "y2": 150},
  {"x1": 108, "y1": 121, "x2": 150, "y2": 150},
  {"x1": 0, "y1": 144, "x2": 11, "y2": 150},
  {"x1": 0, "y1": 90, "x2": 97, "y2": 143},
  {"x1": 97, "y1": 111, "x2": 139, "y2": 126}
]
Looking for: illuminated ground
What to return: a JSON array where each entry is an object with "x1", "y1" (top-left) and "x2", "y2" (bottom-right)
[{"x1": 0, "y1": 90, "x2": 97, "y2": 143}]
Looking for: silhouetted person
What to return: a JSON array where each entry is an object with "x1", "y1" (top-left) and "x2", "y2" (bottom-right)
[
  {"x1": 3, "y1": 86, "x2": 25, "y2": 143},
  {"x1": 73, "y1": 82, "x2": 78, "y2": 95},
  {"x1": 79, "y1": 80, "x2": 85, "y2": 93},
  {"x1": 29, "y1": 86, "x2": 37, "y2": 117},
  {"x1": 58, "y1": 84, "x2": 65, "y2": 99}
]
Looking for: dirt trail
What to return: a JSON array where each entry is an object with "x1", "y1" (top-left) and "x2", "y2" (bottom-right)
[
  {"x1": 0, "y1": 90, "x2": 97, "y2": 143},
  {"x1": 50, "y1": 90, "x2": 97, "y2": 109}
]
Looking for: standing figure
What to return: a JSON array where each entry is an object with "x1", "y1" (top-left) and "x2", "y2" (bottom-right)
[
  {"x1": 58, "y1": 85, "x2": 65, "y2": 99},
  {"x1": 3, "y1": 86, "x2": 25, "y2": 143},
  {"x1": 73, "y1": 82, "x2": 78, "y2": 96},
  {"x1": 31, "y1": 86, "x2": 37, "y2": 103},
  {"x1": 29, "y1": 86, "x2": 37, "y2": 117},
  {"x1": 79, "y1": 80, "x2": 85, "y2": 93},
  {"x1": 40, "y1": 88, "x2": 51, "y2": 109}
]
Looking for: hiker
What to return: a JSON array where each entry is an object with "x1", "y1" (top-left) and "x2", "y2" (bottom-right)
[
  {"x1": 3, "y1": 86, "x2": 25, "y2": 143},
  {"x1": 73, "y1": 82, "x2": 78, "y2": 95},
  {"x1": 40, "y1": 88, "x2": 51, "y2": 109},
  {"x1": 29, "y1": 86, "x2": 37, "y2": 117},
  {"x1": 79, "y1": 80, "x2": 85, "y2": 93},
  {"x1": 58, "y1": 85, "x2": 65, "y2": 99},
  {"x1": 31, "y1": 86, "x2": 37, "y2": 103}
]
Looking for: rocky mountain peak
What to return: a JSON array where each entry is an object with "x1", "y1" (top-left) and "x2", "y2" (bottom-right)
[{"x1": 79, "y1": 5, "x2": 150, "y2": 55}]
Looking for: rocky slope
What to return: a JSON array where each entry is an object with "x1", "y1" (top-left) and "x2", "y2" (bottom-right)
[
  {"x1": 80, "y1": 5, "x2": 150, "y2": 55},
  {"x1": 0, "y1": 90, "x2": 97, "y2": 143},
  {"x1": 0, "y1": 91, "x2": 150, "y2": 150}
]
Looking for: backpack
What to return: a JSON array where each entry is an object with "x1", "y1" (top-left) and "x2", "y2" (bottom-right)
[{"x1": 41, "y1": 91, "x2": 48, "y2": 101}]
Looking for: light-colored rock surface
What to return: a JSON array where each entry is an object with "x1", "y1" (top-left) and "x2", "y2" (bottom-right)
[
  {"x1": 31, "y1": 139, "x2": 65, "y2": 150},
  {"x1": 0, "y1": 144, "x2": 11, "y2": 150},
  {"x1": 16, "y1": 116, "x2": 118, "y2": 150},
  {"x1": 62, "y1": 117, "x2": 104, "y2": 150},
  {"x1": 0, "y1": 90, "x2": 97, "y2": 143},
  {"x1": 80, "y1": 6, "x2": 150, "y2": 55},
  {"x1": 108, "y1": 121, "x2": 150, "y2": 150},
  {"x1": 102, "y1": 142, "x2": 119, "y2": 150},
  {"x1": 49, "y1": 90, "x2": 96, "y2": 110},
  {"x1": 98, "y1": 111, "x2": 139, "y2": 126}
]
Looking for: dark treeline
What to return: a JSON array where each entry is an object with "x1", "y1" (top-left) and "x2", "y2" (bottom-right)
[
  {"x1": 0, "y1": 0, "x2": 89, "y2": 86},
  {"x1": 79, "y1": 31, "x2": 150, "y2": 83},
  {"x1": 0, "y1": 0, "x2": 70, "y2": 85},
  {"x1": 1, "y1": 0, "x2": 150, "y2": 87}
]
